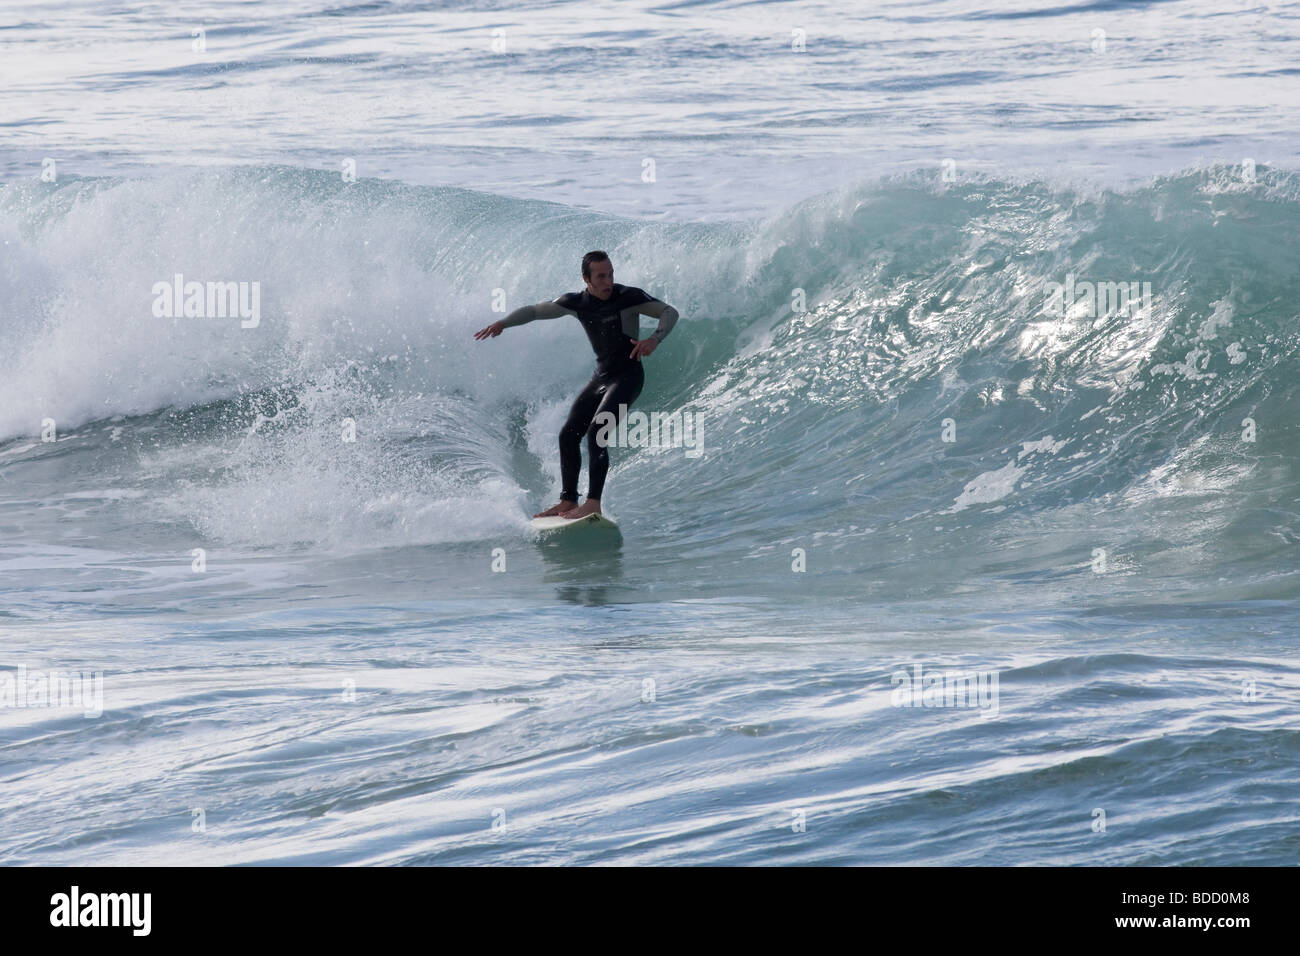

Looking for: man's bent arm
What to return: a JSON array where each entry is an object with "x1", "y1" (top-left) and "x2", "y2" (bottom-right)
[
  {"x1": 636, "y1": 299, "x2": 680, "y2": 343},
  {"x1": 500, "y1": 300, "x2": 573, "y2": 329}
]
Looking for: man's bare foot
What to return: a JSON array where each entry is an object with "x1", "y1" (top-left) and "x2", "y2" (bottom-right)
[
  {"x1": 534, "y1": 500, "x2": 579, "y2": 518},
  {"x1": 561, "y1": 498, "x2": 602, "y2": 520}
]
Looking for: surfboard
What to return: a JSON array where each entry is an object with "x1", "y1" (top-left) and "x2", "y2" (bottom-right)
[{"x1": 531, "y1": 512, "x2": 619, "y2": 533}]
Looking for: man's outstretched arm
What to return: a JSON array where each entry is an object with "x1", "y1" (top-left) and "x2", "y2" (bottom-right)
[
  {"x1": 474, "y1": 299, "x2": 573, "y2": 339},
  {"x1": 499, "y1": 299, "x2": 574, "y2": 328}
]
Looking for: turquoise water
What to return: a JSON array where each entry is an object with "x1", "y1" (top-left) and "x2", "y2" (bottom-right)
[{"x1": 1, "y1": 0, "x2": 1299, "y2": 865}]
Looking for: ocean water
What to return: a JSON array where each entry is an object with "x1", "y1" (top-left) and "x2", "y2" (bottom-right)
[{"x1": 2, "y1": 0, "x2": 1299, "y2": 865}]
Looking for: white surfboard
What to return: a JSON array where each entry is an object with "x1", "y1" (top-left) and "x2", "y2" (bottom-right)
[{"x1": 531, "y1": 512, "x2": 619, "y2": 533}]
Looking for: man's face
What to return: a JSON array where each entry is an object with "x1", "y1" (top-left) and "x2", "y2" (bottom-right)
[{"x1": 584, "y1": 260, "x2": 613, "y2": 299}]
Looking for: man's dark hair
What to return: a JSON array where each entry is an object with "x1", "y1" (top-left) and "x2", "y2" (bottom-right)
[{"x1": 582, "y1": 250, "x2": 611, "y2": 279}]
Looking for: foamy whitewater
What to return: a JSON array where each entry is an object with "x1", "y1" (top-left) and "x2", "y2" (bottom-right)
[{"x1": 1, "y1": 0, "x2": 1298, "y2": 865}]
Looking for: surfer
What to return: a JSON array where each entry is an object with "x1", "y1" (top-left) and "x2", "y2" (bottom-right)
[{"x1": 474, "y1": 251, "x2": 679, "y2": 520}]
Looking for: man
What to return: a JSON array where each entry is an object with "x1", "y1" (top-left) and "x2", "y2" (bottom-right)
[{"x1": 474, "y1": 251, "x2": 680, "y2": 520}]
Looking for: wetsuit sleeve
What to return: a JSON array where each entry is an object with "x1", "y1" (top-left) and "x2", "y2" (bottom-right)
[
  {"x1": 634, "y1": 298, "x2": 680, "y2": 343},
  {"x1": 499, "y1": 298, "x2": 574, "y2": 329}
]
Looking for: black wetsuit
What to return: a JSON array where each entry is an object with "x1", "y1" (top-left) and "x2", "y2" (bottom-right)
[{"x1": 499, "y1": 283, "x2": 679, "y2": 502}]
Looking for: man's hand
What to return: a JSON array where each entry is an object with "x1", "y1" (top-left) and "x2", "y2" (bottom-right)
[
  {"x1": 629, "y1": 337, "x2": 658, "y2": 360},
  {"x1": 474, "y1": 321, "x2": 505, "y2": 340}
]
